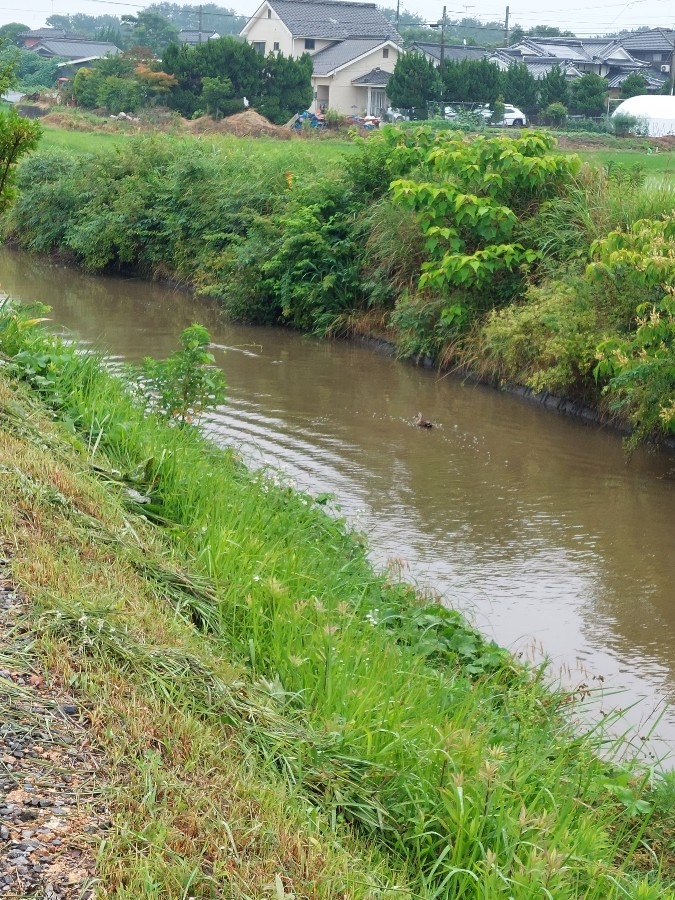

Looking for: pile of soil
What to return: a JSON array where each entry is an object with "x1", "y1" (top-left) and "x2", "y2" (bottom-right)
[{"x1": 187, "y1": 109, "x2": 289, "y2": 138}]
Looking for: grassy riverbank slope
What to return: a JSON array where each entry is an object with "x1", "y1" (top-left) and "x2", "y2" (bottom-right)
[
  {"x1": 4, "y1": 124, "x2": 675, "y2": 446},
  {"x1": 2, "y1": 304, "x2": 675, "y2": 897}
]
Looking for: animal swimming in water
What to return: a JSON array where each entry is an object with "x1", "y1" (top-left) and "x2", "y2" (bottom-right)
[{"x1": 414, "y1": 412, "x2": 433, "y2": 428}]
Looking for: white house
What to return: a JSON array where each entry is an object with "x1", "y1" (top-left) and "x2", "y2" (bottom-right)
[{"x1": 240, "y1": 0, "x2": 402, "y2": 116}]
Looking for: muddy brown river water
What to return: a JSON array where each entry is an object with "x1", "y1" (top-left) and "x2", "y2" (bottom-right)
[{"x1": 2, "y1": 247, "x2": 675, "y2": 756}]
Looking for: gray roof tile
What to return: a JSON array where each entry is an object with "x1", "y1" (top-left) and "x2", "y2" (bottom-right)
[
  {"x1": 269, "y1": 0, "x2": 400, "y2": 41},
  {"x1": 351, "y1": 66, "x2": 392, "y2": 84},
  {"x1": 410, "y1": 42, "x2": 487, "y2": 62},
  {"x1": 310, "y1": 36, "x2": 389, "y2": 73},
  {"x1": 32, "y1": 39, "x2": 121, "y2": 59},
  {"x1": 620, "y1": 29, "x2": 675, "y2": 52}
]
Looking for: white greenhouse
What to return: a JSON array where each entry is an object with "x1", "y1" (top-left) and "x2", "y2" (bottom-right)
[{"x1": 611, "y1": 94, "x2": 675, "y2": 136}]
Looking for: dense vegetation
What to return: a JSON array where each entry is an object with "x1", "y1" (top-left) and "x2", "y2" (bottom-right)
[
  {"x1": 2, "y1": 303, "x2": 675, "y2": 896},
  {"x1": 390, "y1": 54, "x2": 670, "y2": 122},
  {"x1": 5, "y1": 127, "x2": 674, "y2": 444}
]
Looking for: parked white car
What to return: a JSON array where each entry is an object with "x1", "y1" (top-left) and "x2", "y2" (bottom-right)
[{"x1": 479, "y1": 104, "x2": 527, "y2": 127}]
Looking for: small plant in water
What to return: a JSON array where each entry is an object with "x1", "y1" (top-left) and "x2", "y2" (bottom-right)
[{"x1": 141, "y1": 324, "x2": 226, "y2": 425}]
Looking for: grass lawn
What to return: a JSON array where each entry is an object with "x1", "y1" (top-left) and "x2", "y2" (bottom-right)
[
  {"x1": 38, "y1": 126, "x2": 128, "y2": 154},
  {"x1": 38, "y1": 118, "x2": 353, "y2": 163},
  {"x1": 577, "y1": 148, "x2": 675, "y2": 175}
]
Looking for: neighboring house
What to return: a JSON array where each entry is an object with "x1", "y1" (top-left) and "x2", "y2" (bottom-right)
[
  {"x1": 606, "y1": 68, "x2": 669, "y2": 97},
  {"x1": 56, "y1": 57, "x2": 119, "y2": 78},
  {"x1": 490, "y1": 36, "x2": 657, "y2": 88},
  {"x1": 490, "y1": 49, "x2": 583, "y2": 81},
  {"x1": 618, "y1": 29, "x2": 675, "y2": 75},
  {"x1": 410, "y1": 42, "x2": 487, "y2": 66},
  {"x1": 240, "y1": 0, "x2": 402, "y2": 116},
  {"x1": 29, "y1": 39, "x2": 122, "y2": 61},
  {"x1": 178, "y1": 30, "x2": 220, "y2": 46},
  {"x1": 20, "y1": 28, "x2": 68, "y2": 49}
]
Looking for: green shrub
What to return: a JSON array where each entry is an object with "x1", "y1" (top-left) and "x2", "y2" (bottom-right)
[
  {"x1": 470, "y1": 275, "x2": 602, "y2": 399},
  {"x1": 592, "y1": 217, "x2": 675, "y2": 440},
  {"x1": 543, "y1": 102, "x2": 567, "y2": 126}
]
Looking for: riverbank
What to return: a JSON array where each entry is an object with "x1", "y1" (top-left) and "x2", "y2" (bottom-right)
[
  {"x1": 4, "y1": 125, "x2": 674, "y2": 447},
  {"x1": 2, "y1": 302, "x2": 675, "y2": 896}
]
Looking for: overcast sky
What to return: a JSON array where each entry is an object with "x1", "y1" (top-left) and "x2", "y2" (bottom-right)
[{"x1": 2, "y1": 0, "x2": 674, "y2": 38}]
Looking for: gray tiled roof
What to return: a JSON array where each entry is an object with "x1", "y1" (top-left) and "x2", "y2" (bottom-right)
[
  {"x1": 179, "y1": 30, "x2": 220, "y2": 44},
  {"x1": 528, "y1": 60, "x2": 582, "y2": 79},
  {"x1": 351, "y1": 66, "x2": 392, "y2": 84},
  {"x1": 31, "y1": 39, "x2": 121, "y2": 59},
  {"x1": 269, "y1": 0, "x2": 400, "y2": 42},
  {"x1": 21, "y1": 28, "x2": 67, "y2": 38},
  {"x1": 620, "y1": 29, "x2": 675, "y2": 52},
  {"x1": 310, "y1": 36, "x2": 388, "y2": 73},
  {"x1": 607, "y1": 68, "x2": 668, "y2": 89},
  {"x1": 491, "y1": 50, "x2": 582, "y2": 79},
  {"x1": 411, "y1": 42, "x2": 487, "y2": 62}
]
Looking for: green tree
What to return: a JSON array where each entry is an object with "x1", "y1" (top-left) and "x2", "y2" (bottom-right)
[
  {"x1": 441, "y1": 58, "x2": 501, "y2": 104},
  {"x1": 620, "y1": 71, "x2": 647, "y2": 98},
  {"x1": 528, "y1": 25, "x2": 575, "y2": 37},
  {"x1": 163, "y1": 36, "x2": 308, "y2": 121},
  {"x1": 122, "y1": 10, "x2": 180, "y2": 54},
  {"x1": 388, "y1": 52, "x2": 442, "y2": 114},
  {"x1": 570, "y1": 72, "x2": 607, "y2": 117},
  {"x1": 201, "y1": 74, "x2": 233, "y2": 115},
  {"x1": 258, "y1": 52, "x2": 312, "y2": 123},
  {"x1": 96, "y1": 54, "x2": 135, "y2": 78},
  {"x1": 0, "y1": 109, "x2": 41, "y2": 211},
  {"x1": 538, "y1": 64, "x2": 569, "y2": 108},
  {"x1": 0, "y1": 23, "x2": 30, "y2": 47},
  {"x1": 96, "y1": 76, "x2": 142, "y2": 113},
  {"x1": 73, "y1": 67, "x2": 104, "y2": 107},
  {"x1": 47, "y1": 13, "x2": 122, "y2": 37},
  {"x1": 500, "y1": 62, "x2": 538, "y2": 114}
]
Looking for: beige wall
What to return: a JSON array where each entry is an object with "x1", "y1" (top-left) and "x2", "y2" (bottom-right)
[
  {"x1": 293, "y1": 37, "x2": 334, "y2": 56},
  {"x1": 312, "y1": 44, "x2": 400, "y2": 115},
  {"x1": 244, "y1": 7, "x2": 293, "y2": 56}
]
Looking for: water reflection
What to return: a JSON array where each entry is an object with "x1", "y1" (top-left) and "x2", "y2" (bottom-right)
[{"x1": 1, "y1": 247, "x2": 674, "y2": 750}]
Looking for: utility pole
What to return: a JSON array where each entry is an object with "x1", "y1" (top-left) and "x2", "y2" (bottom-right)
[
  {"x1": 440, "y1": 5, "x2": 447, "y2": 70},
  {"x1": 504, "y1": 5, "x2": 509, "y2": 47},
  {"x1": 671, "y1": 33, "x2": 674, "y2": 95},
  {"x1": 396, "y1": 0, "x2": 400, "y2": 31},
  {"x1": 199, "y1": 4, "x2": 203, "y2": 44}
]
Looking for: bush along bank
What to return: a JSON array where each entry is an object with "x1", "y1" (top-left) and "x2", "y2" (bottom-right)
[
  {"x1": 3, "y1": 303, "x2": 675, "y2": 897},
  {"x1": 4, "y1": 127, "x2": 675, "y2": 445}
]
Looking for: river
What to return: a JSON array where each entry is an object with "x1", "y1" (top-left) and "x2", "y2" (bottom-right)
[{"x1": 3, "y1": 247, "x2": 675, "y2": 756}]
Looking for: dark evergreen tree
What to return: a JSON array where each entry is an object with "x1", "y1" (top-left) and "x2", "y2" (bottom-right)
[
  {"x1": 538, "y1": 64, "x2": 569, "y2": 108},
  {"x1": 258, "y1": 53, "x2": 312, "y2": 122},
  {"x1": 500, "y1": 62, "x2": 538, "y2": 113},
  {"x1": 620, "y1": 71, "x2": 648, "y2": 98},
  {"x1": 440, "y1": 57, "x2": 501, "y2": 104},
  {"x1": 388, "y1": 53, "x2": 442, "y2": 114},
  {"x1": 162, "y1": 37, "x2": 312, "y2": 123},
  {"x1": 569, "y1": 72, "x2": 607, "y2": 116}
]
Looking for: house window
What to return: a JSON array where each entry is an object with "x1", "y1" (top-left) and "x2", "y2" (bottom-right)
[
  {"x1": 252, "y1": 41, "x2": 266, "y2": 54},
  {"x1": 267, "y1": 8, "x2": 271, "y2": 17},
  {"x1": 383, "y1": 48, "x2": 389, "y2": 59},
  {"x1": 653, "y1": 52, "x2": 662, "y2": 61},
  {"x1": 305, "y1": 38, "x2": 315, "y2": 49},
  {"x1": 273, "y1": 41, "x2": 280, "y2": 51}
]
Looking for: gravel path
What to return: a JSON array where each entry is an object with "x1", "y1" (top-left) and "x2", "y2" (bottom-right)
[{"x1": 0, "y1": 555, "x2": 108, "y2": 899}]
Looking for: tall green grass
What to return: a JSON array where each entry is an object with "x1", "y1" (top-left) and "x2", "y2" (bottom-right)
[{"x1": 3, "y1": 305, "x2": 674, "y2": 897}]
